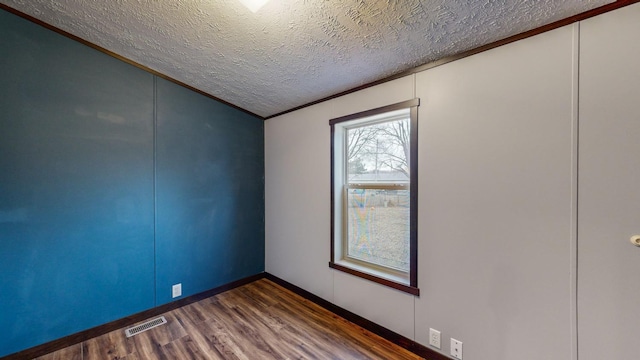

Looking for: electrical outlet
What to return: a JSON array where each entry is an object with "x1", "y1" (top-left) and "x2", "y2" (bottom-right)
[
  {"x1": 172, "y1": 283, "x2": 182, "y2": 298},
  {"x1": 451, "y1": 338, "x2": 463, "y2": 359},
  {"x1": 429, "y1": 328, "x2": 441, "y2": 349}
]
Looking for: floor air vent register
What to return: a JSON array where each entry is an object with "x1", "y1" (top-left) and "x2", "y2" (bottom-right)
[{"x1": 124, "y1": 316, "x2": 168, "y2": 338}]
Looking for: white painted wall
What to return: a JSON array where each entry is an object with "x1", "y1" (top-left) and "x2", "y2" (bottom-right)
[
  {"x1": 578, "y1": 4, "x2": 640, "y2": 360},
  {"x1": 414, "y1": 24, "x2": 576, "y2": 360},
  {"x1": 265, "y1": 4, "x2": 638, "y2": 360},
  {"x1": 264, "y1": 102, "x2": 334, "y2": 301}
]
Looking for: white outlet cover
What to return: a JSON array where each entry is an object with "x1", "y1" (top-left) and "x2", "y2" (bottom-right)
[
  {"x1": 451, "y1": 338, "x2": 463, "y2": 360},
  {"x1": 172, "y1": 283, "x2": 182, "y2": 298},
  {"x1": 429, "y1": 328, "x2": 441, "y2": 349}
]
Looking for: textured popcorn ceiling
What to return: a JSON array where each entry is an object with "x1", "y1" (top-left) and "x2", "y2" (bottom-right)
[{"x1": 0, "y1": 0, "x2": 613, "y2": 118}]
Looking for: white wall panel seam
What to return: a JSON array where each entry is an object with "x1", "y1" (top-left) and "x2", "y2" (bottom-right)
[{"x1": 570, "y1": 21, "x2": 580, "y2": 360}]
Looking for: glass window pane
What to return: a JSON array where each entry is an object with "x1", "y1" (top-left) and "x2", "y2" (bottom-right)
[
  {"x1": 346, "y1": 118, "x2": 410, "y2": 183},
  {"x1": 346, "y1": 188, "x2": 410, "y2": 271}
]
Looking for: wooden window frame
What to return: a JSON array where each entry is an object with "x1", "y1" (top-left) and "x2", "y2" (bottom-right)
[{"x1": 329, "y1": 99, "x2": 420, "y2": 296}]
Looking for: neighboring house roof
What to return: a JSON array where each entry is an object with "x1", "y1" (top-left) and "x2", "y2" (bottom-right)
[{"x1": 349, "y1": 171, "x2": 409, "y2": 183}]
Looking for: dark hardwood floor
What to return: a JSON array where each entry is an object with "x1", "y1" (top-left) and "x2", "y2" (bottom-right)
[{"x1": 34, "y1": 279, "x2": 423, "y2": 359}]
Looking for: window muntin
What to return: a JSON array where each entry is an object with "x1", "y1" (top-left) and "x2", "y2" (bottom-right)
[{"x1": 329, "y1": 99, "x2": 419, "y2": 295}]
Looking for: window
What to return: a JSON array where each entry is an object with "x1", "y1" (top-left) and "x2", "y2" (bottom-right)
[{"x1": 329, "y1": 99, "x2": 419, "y2": 295}]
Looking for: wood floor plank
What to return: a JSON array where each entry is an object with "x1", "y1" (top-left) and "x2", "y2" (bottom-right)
[
  {"x1": 161, "y1": 335, "x2": 218, "y2": 360},
  {"x1": 171, "y1": 312, "x2": 225, "y2": 360},
  {"x1": 33, "y1": 344, "x2": 82, "y2": 360},
  {"x1": 177, "y1": 301, "x2": 214, "y2": 325},
  {"x1": 33, "y1": 278, "x2": 424, "y2": 360},
  {"x1": 82, "y1": 327, "x2": 134, "y2": 359},
  {"x1": 202, "y1": 305, "x2": 281, "y2": 360}
]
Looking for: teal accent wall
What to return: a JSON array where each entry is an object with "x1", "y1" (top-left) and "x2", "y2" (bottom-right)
[
  {"x1": 0, "y1": 8, "x2": 264, "y2": 357},
  {"x1": 155, "y1": 78, "x2": 265, "y2": 305}
]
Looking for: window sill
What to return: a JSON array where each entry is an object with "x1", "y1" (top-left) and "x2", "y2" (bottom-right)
[{"x1": 329, "y1": 261, "x2": 420, "y2": 296}]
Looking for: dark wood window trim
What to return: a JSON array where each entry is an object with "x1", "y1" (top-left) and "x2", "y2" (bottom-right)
[
  {"x1": 328, "y1": 262, "x2": 420, "y2": 296},
  {"x1": 329, "y1": 99, "x2": 420, "y2": 296}
]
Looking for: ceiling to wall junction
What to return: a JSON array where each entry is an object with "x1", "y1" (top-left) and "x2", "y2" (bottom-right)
[{"x1": 0, "y1": 0, "x2": 613, "y2": 118}]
